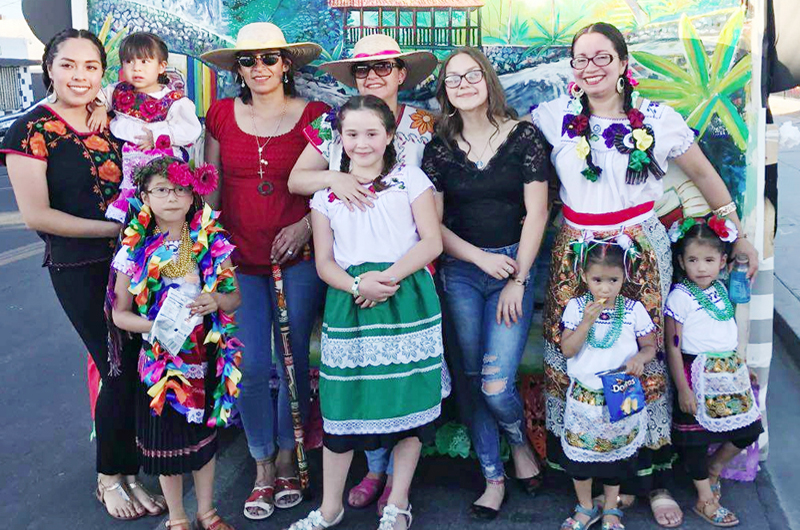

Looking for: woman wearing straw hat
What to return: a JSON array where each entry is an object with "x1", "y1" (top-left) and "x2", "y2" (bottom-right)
[
  {"x1": 288, "y1": 33, "x2": 440, "y2": 516},
  {"x1": 201, "y1": 23, "x2": 330, "y2": 521}
]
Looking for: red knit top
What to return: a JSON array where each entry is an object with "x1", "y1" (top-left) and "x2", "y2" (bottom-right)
[{"x1": 205, "y1": 98, "x2": 330, "y2": 275}]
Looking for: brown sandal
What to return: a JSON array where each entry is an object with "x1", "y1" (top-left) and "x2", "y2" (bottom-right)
[
  {"x1": 127, "y1": 479, "x2": 167, "y2": 516},
  {"x1": 95, "y1": 478, "x2": 145, "y2": 521},
  {"x1": 166, "y1": 518, "x2": 192, "y2": 529},
  {"x1": 196, "y1": 508, "x2": 235, "y2": 530}
]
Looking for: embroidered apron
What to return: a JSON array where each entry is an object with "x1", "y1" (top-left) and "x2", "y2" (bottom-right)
[{"x1": 689, "y1": 351, "x2": 760, "y2": 433}]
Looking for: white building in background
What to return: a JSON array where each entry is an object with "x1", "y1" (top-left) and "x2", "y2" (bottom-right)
[{"x1": 0, "y1": 17, "x2": 45, "y2": 116}]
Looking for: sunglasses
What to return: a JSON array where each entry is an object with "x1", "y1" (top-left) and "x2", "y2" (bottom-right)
[
  {"x1": 443, "y1": 69, "x2": 485, "y2": 89},
  {"x1": 237, "y1": 53, "x2": 281, "y2": 68},
  {"x1": 351, "y1": 61, "x2": 399, "y2": 79},
  {"x1": 569, "y1": 53, "x2": 615, "y2": 70}
]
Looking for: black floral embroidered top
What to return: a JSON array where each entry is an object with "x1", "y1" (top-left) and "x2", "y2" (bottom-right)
[
  {"x1": 0, "y1": 105, "x2": 123, "y2": 266},
  {"x1": 421, "y1": 121, "x2": 553, "y2": 248}
]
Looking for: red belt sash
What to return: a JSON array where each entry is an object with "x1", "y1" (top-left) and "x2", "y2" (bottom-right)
[{"x1": 562, "y1": 201, "x2": 654, "y2": 226}]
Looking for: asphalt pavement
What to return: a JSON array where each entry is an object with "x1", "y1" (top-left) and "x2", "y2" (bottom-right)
[{"x1": 0, "y1": 163, "x2": 797, "y2": 529}]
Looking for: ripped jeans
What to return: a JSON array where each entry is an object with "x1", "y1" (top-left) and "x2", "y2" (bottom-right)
[{"x1": 440, "y1": 243, "x2": 534, "y2": 480}]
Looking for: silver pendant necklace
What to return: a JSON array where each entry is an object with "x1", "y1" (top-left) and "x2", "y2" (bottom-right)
[{"x1": 250, "y1": 100, "x2": 287, "y2": 190}]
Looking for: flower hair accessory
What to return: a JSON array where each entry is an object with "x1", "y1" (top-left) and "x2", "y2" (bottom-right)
[
  {"x1": 707, "y1": 214, "x2": 738, "y2": 242},
  {"x1": 668, "y1": 215, "x2": 738, "y2": 244},
  {"x1": 133, "y1": 157, "x2": 219, "y2": 196},
  {"x1": 568, "y1": 229, "x2": 640, "y2": 279},
  {"x1": 569, "y1": 230, "x2": 597, "y2": 273}
]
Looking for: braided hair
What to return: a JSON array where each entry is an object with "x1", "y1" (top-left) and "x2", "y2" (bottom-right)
[
  {"x1": 571, "y1": 22, "x2": 634, "y2": 181},
  {"x1": 42, "y1": 29, "x2": 107, "y2": 91},
  {"x1": 336, "y1": 95, "x2": 398, "y2": 192}
]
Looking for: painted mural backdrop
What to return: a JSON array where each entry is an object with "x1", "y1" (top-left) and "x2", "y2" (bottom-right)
[{"x1": 86, "y1": 0, "x2": 757, "y2": 454}]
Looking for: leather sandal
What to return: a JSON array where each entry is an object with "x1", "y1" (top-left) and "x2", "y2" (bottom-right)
[
  {"x1": 348, "y1": 475, "x2": 386, "y2": 509},
  {"x1": 275, "y1": 476, "x2": 303, "y2": 509},
  {"x1": 378, "y1": 504, "x2": 412, "y2": 530},
  {"x1": 244, "y1": 484, "x2": 275, "y2": 520},
  {"x1": 126, "y1": 479, "x2": 167, "y2": 516},
  {"x1": 195, "y1": 508, "x2": 235, "y2": 530},
  {"x1": 95, "y1": 478, "x2": 145, "y2": 521},
  {"x1": 693, "y1": 500, "x2": 739, "y2": 527},
  {"x1": 166, "y1": 518, "x2": 192, "y2": 530}
]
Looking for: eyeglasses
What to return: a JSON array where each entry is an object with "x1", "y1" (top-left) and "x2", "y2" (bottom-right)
[
  {"x1": 443, "y1": 69, "x2": 485, "y2": 89},
  {"x1": 237, "y1": 53, "x2": 281, "y2": 68},
  {"x1": 351, "y1": 61, "x2": 399, "y2": 79},
  {"x1": 569, "y1": 53, "x2": 616, "y2": 70},
  {"x1": 146, "y1": 186, "x2": 192, "y2": 198}
]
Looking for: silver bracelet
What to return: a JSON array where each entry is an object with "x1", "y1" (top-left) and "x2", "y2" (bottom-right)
[{"x1": 303, "y1": 216, "x2": 312, "y2": 233}]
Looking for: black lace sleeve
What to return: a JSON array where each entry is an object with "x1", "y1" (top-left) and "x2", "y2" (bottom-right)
[
  {"x1": 516, "y1": 122, "x2": 553, "y2": 184},
  {"x1": 421, "y1": 137, "x2": 448, "y2": 192}
]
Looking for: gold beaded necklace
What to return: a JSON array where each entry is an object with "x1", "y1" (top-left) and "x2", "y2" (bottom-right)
[{"x1": 154, "y1": 222, "x2": 195, "y2": 278}]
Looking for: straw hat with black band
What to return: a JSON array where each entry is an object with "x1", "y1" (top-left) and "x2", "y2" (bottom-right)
[
  {"x1": 320, "y1": 34, "x2": 438, "y2": 90},
  {"x1": 201, "y1": 23, "x2": 322, "y2": 71}
]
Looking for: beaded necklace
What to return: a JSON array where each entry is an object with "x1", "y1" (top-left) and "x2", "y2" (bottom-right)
[
  {"x1": 585, "y1": 293, "x2": 625, "y2": 349},
  {"x1": 681, "y1": 279, "x2": 734, "y2": 321},
  {"x1": 154, "y1": 223, "x2": 194, "y2": 278}
]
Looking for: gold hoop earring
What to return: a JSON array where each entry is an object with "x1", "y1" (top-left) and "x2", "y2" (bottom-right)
[
  {"x1": 616, "y1": 76, "x2": 625, "y2": 94},
  {"x1": 570, "y1": 83, "x2": 584, "y2": 99}
]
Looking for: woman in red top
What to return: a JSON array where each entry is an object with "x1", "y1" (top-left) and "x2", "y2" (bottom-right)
[{"x1": 202, "y1": 23, "x2": 328, "y2": 521}]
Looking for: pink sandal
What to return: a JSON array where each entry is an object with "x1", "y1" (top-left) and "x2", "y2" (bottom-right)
[
  {"x1": 377, "y1": 483, "x2": 393, "y2": 516},
  {"x1": 347, "y1": 476, "x2": 386, "y2": 509}
]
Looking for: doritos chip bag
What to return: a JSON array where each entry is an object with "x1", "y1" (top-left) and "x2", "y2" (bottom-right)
[{"x1": 597, "y1": 370, "x2": 646, "y2": 423}]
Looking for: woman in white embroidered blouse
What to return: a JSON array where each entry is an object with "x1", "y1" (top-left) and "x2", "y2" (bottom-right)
[{"x1": 531, "y1": 22, "x2": 757, "y2": 528}]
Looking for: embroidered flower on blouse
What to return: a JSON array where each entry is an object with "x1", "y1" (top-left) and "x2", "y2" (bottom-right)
[{"x1": 409, "y1": 110, "x2": 435, "y2": 135}]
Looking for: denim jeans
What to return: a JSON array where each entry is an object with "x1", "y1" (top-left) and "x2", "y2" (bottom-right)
[
  {"x1": 236, "y1": 260, "x2": 326, "y2": 460},
  {"x1": 439, "y1": 243, "x2": 534, "y2": 480},
  {"x1": 366, "y1": 447, "x2": 395, "y2": 475}
]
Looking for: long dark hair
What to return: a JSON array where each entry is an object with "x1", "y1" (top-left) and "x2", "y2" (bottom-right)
[
  {"x1": 673, "y1": 222, "x2": 728, "y2": 280},
  {"x1": 119, "y1": 32, "x2": 170, "y2": 85},
  {"x1": 434, "y1": 47, "x2": 517, "y2": 153},
  {"x1": 236, "y1": 50, "x2": 296, "y2": 103},
  {"x1": 42, "y1": 28, "x2": 107, "y2": 90},
  {"x1": 570, "y1": 22, "x2": 633, "y2": 180},
  {"x1": 336, "y1": 95, "x2": 398, "y2": 192}
]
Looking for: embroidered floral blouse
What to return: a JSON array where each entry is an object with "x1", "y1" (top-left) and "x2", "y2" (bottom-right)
[
  {"x1": 0, "y1": 105, "x2": 123, "y2": 266},
  {"x1": 532, "y1": 95, "x2": 695, "y2": 214}
]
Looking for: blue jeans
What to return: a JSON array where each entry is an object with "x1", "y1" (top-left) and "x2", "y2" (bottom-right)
[
  {"x1": 439, "y1": 243, "x2": 534, "y2": 480},
  {"x1": 366, "y1": 447, "x2": 395, "y2": 475},
  {"x1": 236, "y1": 260, "x2": 326, "y2": 460}
]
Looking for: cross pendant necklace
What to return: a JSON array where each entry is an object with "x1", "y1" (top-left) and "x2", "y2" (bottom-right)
[{"x1": 250, "y1": 100, "x2": 287, "y2": 185}]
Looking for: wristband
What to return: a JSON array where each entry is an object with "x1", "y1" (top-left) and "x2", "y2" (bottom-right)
[
  {"x1": 350, "y1": 275, "x2": 361, "y2": 297},
  {"x1": 303, "y1": 216, "x2": 312, "y2": 233}
]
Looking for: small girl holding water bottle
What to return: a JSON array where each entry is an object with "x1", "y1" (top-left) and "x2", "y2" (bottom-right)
[
  {"x1": 665, "y1": 218, "x2": 762, "y2": 527},
  {"x1": 558, "y1": 237, "x2": 656, "y2": 530}
]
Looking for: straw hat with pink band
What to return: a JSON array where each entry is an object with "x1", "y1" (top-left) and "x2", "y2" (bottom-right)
[
  {"x1": 320, "y1": 34, "x2": 438, "y2": 90},
  {"x1": 201, "y1": 22, "x2": 322, "y2": 71}
]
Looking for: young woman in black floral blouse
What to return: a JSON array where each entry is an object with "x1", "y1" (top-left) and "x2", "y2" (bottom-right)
[
  {"x1": 421, "y1": 47, "x2": 552, "y2": 520},
  {"x1": 0, "y1": 29, "x2": 165, "y2": 521}
]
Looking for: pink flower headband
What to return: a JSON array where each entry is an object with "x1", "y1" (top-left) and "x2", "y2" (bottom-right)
[{"x1": 166, "y1": 161, "x2": 219, "y2": 196}]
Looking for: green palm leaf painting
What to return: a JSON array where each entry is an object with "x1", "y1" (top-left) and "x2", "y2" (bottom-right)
[
  {"x1": 97, "y1": 13, "x2": 129, "y2": 85},
  {"x1": 632, "y1": 10, "x2": 750, "y2": 150}
]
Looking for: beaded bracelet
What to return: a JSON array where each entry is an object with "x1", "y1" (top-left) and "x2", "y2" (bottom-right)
[
  {"x1": 713, "y1": 201, "x2": 737, "y2": 218},
  {"x1": 351, "y1": 275, "x2": 361, "y2": 297}
]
